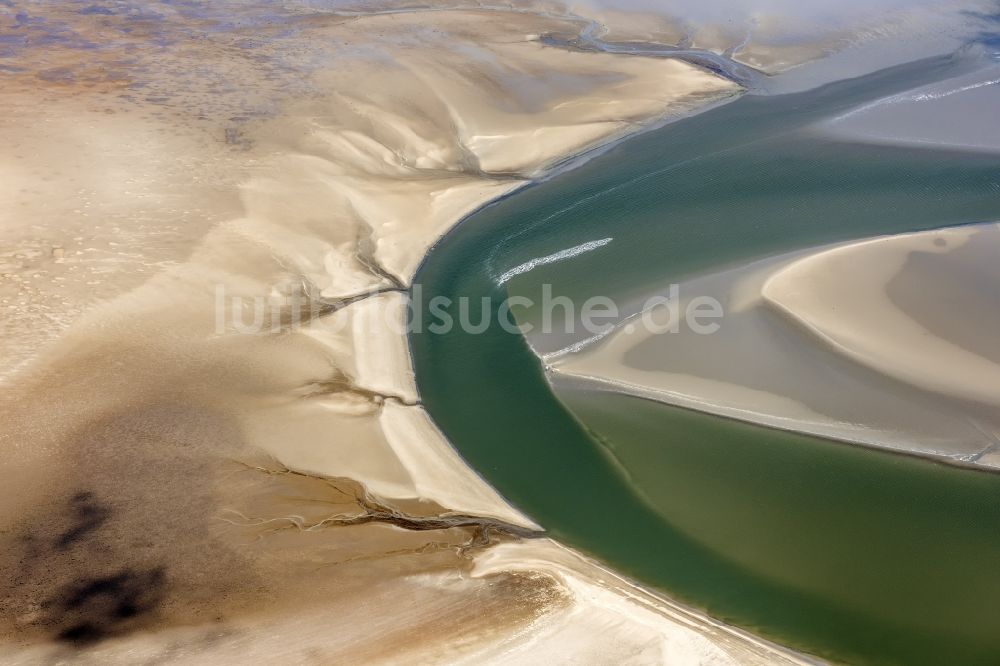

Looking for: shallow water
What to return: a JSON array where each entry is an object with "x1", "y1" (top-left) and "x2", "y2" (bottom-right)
[
  {"x1": 563, "y1": 389, "x2": 1000, "y2": 665},
  {"x1": 410, "y1": 52, "x2": 1000, "y2": 664}
]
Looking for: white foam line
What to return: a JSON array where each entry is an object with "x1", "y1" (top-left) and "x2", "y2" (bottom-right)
[
  {"x1": 543, "y1": 327, "x2": 616, "y2": 362},
  {"x1": 830, "y1": 76, "x2": 1000, "y2": 123},
  {"x1": 495, "y1": 237, "x2": 612, "y2": 285}
]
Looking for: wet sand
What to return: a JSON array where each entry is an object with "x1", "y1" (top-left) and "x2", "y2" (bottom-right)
[
  {"x1": 554, "y1": 223, "x2": 1000, "y2": 468},
  {"x1": 819, "y1": 64, "x2": 1000, "y2": 152}
]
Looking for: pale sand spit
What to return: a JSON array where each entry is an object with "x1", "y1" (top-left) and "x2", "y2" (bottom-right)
[{"x1": 553, "y1": 223, "x2": 1000, "y2": 468}]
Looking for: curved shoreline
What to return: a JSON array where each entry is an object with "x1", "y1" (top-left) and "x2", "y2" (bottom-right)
[
  {"x1": 408, "y1": 47, "x2": 1000, "y2": 664},
  {"x1": 4, "y1": 2, "x2": 993, "y2": 660}
]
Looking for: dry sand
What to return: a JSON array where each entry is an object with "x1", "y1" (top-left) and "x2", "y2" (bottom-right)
[
  {"x1": 0, "y1": 2, "x2": 807, "y2": 663},
  {"x1": 553, "y1": 223, "x2": 1000, "y2": 468}
]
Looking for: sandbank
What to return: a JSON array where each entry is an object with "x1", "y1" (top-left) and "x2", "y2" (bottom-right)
[{"x1": 553, "y1": 223, "x2": 1000, "y2": 468}]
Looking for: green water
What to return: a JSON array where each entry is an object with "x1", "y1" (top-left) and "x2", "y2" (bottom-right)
[
  {"x1": 410, "y1": 54, "x2": 1000, "y2": 664},
  {"x1": 564, "y1": 390, "x2": 1000, "y2": 664}
]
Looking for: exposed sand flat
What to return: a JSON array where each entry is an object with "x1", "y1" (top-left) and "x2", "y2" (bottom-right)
[
  {"x1": 0, "y1": 538, "x2": 809, "y2": 665},
  {"x1": 571, "y1": 0, "x2": 994, "y2": 80},
  {"x1": 819, "y1": 64, "x2": 1000, "y2": 153},
  {"x1": 553, "y1": 223, "x2": 1000, "y2": 467},
  {"x1": 726, "y1": 3, "x2": 992, "y2": 75},
  {"x1": 444, "y1": 541, "x2": 803, "y2": 665},
  {"x1": 572, "y1": 7, "x2": 689, "y2": 47},
  {"x1": 395, "y1": 36, "x2": 730, "y2": 175},
  {"x1": 763, "y1": 225, "x2": 1000, "y2": 408},
  {"x1": 0, "y1": 102, "x2": 245, "y2": 377},
  {"x1": 0, "y1": 1, "x2": 776, "y2": 662},
  {"x1": 461, "y1": 540, "x2": 809, "y2": 665}
]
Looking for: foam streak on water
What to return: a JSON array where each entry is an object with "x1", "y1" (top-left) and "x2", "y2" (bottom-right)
[{"x1": 495, "y1": 238, "x2": 613, "y2": 285}]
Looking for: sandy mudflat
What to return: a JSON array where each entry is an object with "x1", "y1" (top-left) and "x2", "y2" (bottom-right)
[
  {"x1": 819, "y1": 64, "x2": 1000, "y2": 153},
  {"x1": 0, "y1": 2, "x2": 813, "y2": 663},
  {"x1": 574, "y1": 0, "x2": 994, "y2": 87},
  {"x1": 554, "y1": 223, "x2": 1000, "y2": 468}
]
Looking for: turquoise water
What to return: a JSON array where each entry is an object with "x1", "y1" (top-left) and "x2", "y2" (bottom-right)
[{"x1": 410, "y1": 54, "x2": 1000, "y2": 664}]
